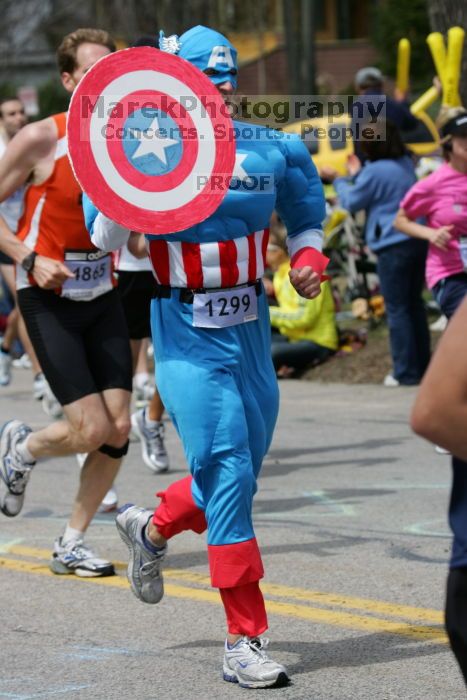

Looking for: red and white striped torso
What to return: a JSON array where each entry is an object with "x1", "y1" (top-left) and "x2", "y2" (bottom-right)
[{"x1": 148, "y1": 229, "x2": 269, "y2": 289}]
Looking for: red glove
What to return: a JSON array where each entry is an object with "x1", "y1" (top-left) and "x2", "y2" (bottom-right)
[{"x1": 290, "y1": 247, "x2": 330, "y2": 282}]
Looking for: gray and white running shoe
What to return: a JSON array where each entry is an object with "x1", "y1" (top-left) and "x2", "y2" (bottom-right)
[
  {"x1": 98, "y1": 487, "x2": 118, "y2": 513},
  {"x1": 75, "y1": 452, "x2": 87, "y2": 468},
  {"x1": 133, "y1": 380, "x2": 155, "y2": 408},
  {"x1": 50, "y1": 536, "x2": 115, "y2": 577},
  {"x1": 223, "y1": 637, "x2": 289, "y2": 689},
  {"x1": 0, "y1": 420, "x2": 34, "y2": 517},
  {"x1": 0, "y1": 351, "x2": 12, "y2": 386},
  {"x1": 116, "y1": 504, "x2": 167, "y2": 604},
  {"x1": 435, "y1": 445, "x2": 451, "y2": 455},
  {"x1": 131, "y1": 408, "x2": 169, "y2": 473},
  {"x1": 12, "y1": 353, "x2": 32, "y2": 370},
  {"x1": 41, "y1": 383, "x2": 63, "y2": 419},
  {"x1": 32, "y1": 372, "x2": 47, "y2": 400}
]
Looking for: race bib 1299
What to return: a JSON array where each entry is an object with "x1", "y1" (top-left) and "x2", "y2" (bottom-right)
[{"x1": 192, "y1": 285, "x2": 258, "y2": 328}]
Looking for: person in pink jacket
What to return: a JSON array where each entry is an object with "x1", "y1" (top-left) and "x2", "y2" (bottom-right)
[{"x1": 395, "y1": 110, "x2": 467, "y2": 319}]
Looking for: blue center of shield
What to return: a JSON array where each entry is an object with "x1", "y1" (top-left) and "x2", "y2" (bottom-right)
[{"x1": 122, "y1": 108, "x2": 182, "y2": 176}]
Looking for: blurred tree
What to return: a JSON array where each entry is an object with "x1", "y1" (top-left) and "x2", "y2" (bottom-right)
[
  {"x1": 371, "y1": 0, "x2": 432, "y2": 87},
  {"x1": 0, "y1": 84, "x2": 18, "y2": 100},
  {"x1": 1, "y1": 1, "x2": 280, "y2": 61},
  {"x1": 283, "y1": 0, "x2": 316, "y2": 96},
  {"x1": 427, "y1": 0, "x2": 467, "y2": 107},
  {"x1": 2, "y1": 0, "x2": 287, "y2": 99},
  {"x1": 39, "y1": 0, "x2": 214, "y2": 45},
  {"x1": 0, "y1": 0, "x2": 53, "y2": 69},
  {"x1": 38, "y1": 79, "x2": 70, "y2": 120}
]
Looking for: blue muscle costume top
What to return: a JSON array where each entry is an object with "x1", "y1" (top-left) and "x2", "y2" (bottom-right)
[{"x1": 84, "y1": 124, "x2": 325, "y2": 252}]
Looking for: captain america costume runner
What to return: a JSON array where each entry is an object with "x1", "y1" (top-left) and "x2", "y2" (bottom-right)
[{"x1": 84, "y1": 25, "x2": 327, "y2": 684}]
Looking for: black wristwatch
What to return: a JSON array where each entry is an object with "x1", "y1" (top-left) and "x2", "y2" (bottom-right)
[{"x1": 20, "y1": 251, "x2": 37, "y2": 273}]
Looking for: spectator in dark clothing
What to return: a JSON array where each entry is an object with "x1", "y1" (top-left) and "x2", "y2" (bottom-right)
[
  {"x1": 352, "y1": 67, "x2": 419, "y2": 162},
  {"x1": 322, "y1": 120, "x2": 431, "y2": 386}
]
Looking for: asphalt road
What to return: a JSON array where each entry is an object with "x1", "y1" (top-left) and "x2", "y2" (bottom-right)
[{"x1": 0, "y1": 372, "x2": 464, "y2": 700}]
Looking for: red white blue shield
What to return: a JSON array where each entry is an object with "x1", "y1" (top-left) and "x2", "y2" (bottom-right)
[{"x1": 67, "y1": 47, "x2": 236, "y2": 234}]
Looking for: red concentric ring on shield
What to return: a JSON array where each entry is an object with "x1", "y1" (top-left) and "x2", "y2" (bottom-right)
[
  {"x1": 68, "y1": 47, "x2": 236, "y2": 234},
  {"x1": 105, "y1": 90, "x2": 198, "y2": 193}
]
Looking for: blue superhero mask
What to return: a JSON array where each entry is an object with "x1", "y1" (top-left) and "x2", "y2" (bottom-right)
[{"x1": 159, "y1": 25, "x2": 238, "y2": 90}]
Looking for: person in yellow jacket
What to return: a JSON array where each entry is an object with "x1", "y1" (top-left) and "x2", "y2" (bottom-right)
[{"x1": 266, "y1": 229, "x2": 338, "y2": 377}]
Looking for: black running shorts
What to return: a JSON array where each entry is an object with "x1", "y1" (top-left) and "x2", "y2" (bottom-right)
[
  {"x1": 117, "y1": 270, "x2": 154, "y2": 340},
  {"x1": 18, "y1": 286, "x2": 133, "y2": 406}
]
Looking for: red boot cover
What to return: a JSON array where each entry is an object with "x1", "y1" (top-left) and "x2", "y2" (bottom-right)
[
  {"x1": 153, "y1": 475, "x2": 207, "y2": 540},
  {"x1": 208, "y1": 538, "x2": 264, "y2": 588},
  {"x1": 220, "y1": 581, "x2": 268, "y2": 636}
]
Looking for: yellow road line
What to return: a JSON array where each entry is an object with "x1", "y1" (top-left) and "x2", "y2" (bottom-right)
[
  {"x1": 260, "y1": 582, "x2": 444, "y2": 625},
  {"x1": 4, "y1": 545, "x2": 444, "y2": 624},
  {"x1": 0, "y1": 555, "x2": 447, "y2": 644}
]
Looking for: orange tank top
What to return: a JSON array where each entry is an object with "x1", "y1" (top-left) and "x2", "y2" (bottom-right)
[{"x1": 16, "y1": 112, "x2": 93, "y2": 266}]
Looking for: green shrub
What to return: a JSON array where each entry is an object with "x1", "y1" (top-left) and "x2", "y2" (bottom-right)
[
  {"x1": 372, "y1": 0, "x2": 433, "y2": 86},
  {"x1": 38, "y1": 79, "x2": 70, "y2": 120},
  {"x1": 0, "y1": 82, "x2": 19, "y2": 100}
]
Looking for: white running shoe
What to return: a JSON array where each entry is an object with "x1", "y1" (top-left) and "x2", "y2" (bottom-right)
[
  {"x1": 133, "y1": 381, "x2": 155, "y2": 408},
  {"x1": 97, "y1": 487, "x2": 118, "y2": 513},
  {"x1": 116, "y1": 504, "x2": 167, "y2": 603},
  {"x1": 383, "y1": 374, "x2": 400, "y2": 387},
  {"x1": 435, "y1": 445, "x2": 451, "y2": 455},
  {"x1": 76, "y1": 452, "x2": 87, "y2": 468},
  {"x1": 41, "y1": 383, "x2": 63, "y2": 419},
  {"x1": 0, "y1": 351, "x2": 12, "y2": 386},
  {"x1": 223, "y1": 637, "x2": 289, "y2": 689},
  {"x1": 50, "y1": 536, "x2": 115, "y2": 577},
  {"x1": 33, "y1": 372, "x2": 47, "y2": 400},
  {"x1": 0, "y1": 420, "x2": 34, "y2": 517},
  {"x1": 131, "y1": 408, "x2": 169, "y2": 473},
  {"x1": 75, "y1": 453, "x2": 118, "y2": 512},
  {"x1": 12, "y1": 353, "x2": 32, "y2": 370},
  {"x1": 430, "y1": 315, "x2": 448, "y2": 332}
]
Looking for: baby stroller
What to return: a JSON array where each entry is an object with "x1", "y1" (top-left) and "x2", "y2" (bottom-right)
[{"x1": 322, "y1": 203, "x2": 378, "y2": 307}]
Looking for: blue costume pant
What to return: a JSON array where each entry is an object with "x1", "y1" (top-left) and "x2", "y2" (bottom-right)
[{"x1": 150, "y1": 287, "x2": 279, "y2": 597}]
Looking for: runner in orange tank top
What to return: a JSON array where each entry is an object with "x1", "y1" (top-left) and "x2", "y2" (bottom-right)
[
  {"x1": 16, "y1": 112, "x2": 96, "y2": 264},
  {"x1": 0, "y1": 28, "x2": 133, "y2": 577}
]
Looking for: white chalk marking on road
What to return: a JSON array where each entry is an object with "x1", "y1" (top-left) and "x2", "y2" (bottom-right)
[
  {"x1": 0, "y1": 538, "x2": 24, "y2": 553},
  {"x1": 405, "y1": 519, "x2": 450, "y2": 537}
]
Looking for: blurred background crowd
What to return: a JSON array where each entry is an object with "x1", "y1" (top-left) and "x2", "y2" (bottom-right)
[{"x1": 1, "y1": 0, "x2": 466, "y2": 393}]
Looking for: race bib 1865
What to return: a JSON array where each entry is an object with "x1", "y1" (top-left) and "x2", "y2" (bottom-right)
[
  {"x1": 62, "y1": 249, "x2": 113, "y2": 301},
  {"x1": 192, "y1": 285, "x2": 258, "y2": 328}
]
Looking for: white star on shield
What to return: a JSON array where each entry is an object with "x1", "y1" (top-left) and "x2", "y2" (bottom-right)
[{"x1": 129, "y1": 115, "x2": 179, "y2": 166}]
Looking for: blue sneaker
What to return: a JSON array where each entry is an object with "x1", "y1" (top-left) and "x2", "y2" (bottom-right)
[
  {"x1": 0, "y1": 420, "x2": 34, "y2": 517},
  {"x1": 116, "y1": 504, "x2": 167, "y2": 604}
]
